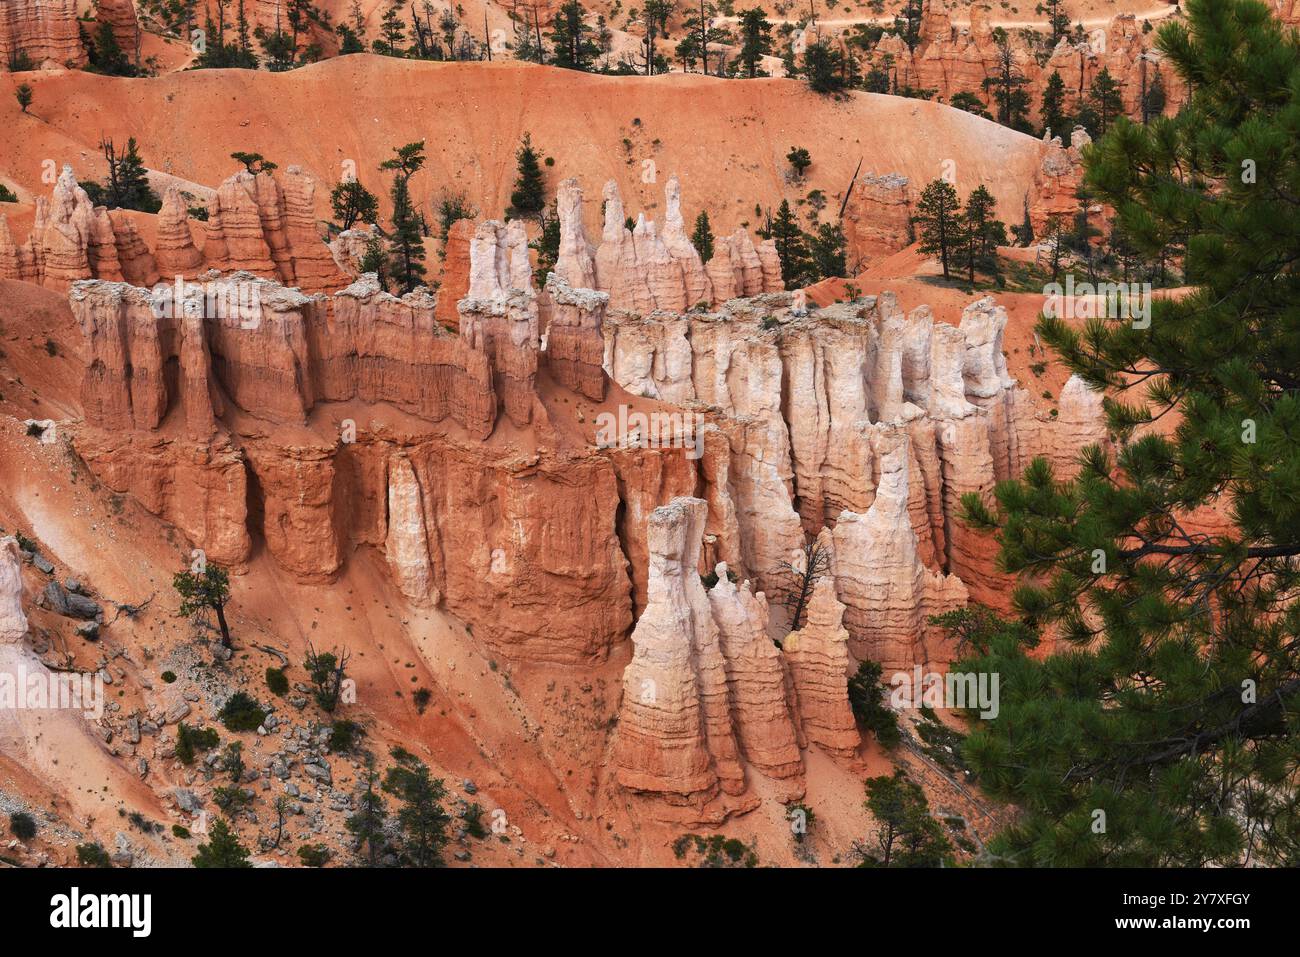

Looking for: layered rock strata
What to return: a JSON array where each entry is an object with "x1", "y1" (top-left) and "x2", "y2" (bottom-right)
[
  {"x1": 1, "y1": 165, "x2": 347, "y2": 295},
  {"x1": 94, "y1": 0, "x2": 141, "y2": 56},
  {"x1": 0, "y1": 167, "x2": 159, "y2": 291},
  {"x1": 457, "y1": 220, "x2": 540, "y2": 427},
  {"x1": 783, "y1": 574, "x2": 861, "y2": 763},
  {"x1": 0, "y1": 0, "x2": 85, "y2": 68},
  {"x1": 602, "y1": 292, "x2": 1107, "y2": 629},
  {"x1": 614, "y1": 499, "x2": 807, "y2": 810},
  {"x1": 203, "y1": 166, "x2": 347, "y2": 294},
  {"x1": 555, "y1": 177, "x2": 783, "y2": 314}
]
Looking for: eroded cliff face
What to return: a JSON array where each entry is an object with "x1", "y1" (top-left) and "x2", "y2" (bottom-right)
[
  {"x1": 0, "y1": 0, "x2": 85, "y2": 68},
  {"x1": 93, "y1": 0, "x2": 141, "y2": 56},
  {"x1": 556, "y1": 176, "x2": 783, "y2": 314},
  {"x1": 613, "y1": 499, "x2": 806, "y2": 818},
  {"x1": 66, "y1": 214, "x2": 628, "y2": 664},
  {"x1": 602, "y1": 289, "x2": 1107, "y2": 620},
  {"x1": 869, "y1": 1, "x2": 1185, "y2": 129},
  {"x1": 0, "y1": 535, "x2": 144, "y2": 804},
  {"x1": 1, "y1": 165, "x2": 347, "y2": 294},
  {"x1": 54, "y1": 175, "x2": 1109, "y2": 819},
  {"x1": 0, "y1": 167, "x2": 160, "y2": 291},
  {"x1": 64, "y1": 211, "x2": 1105, "y2": 666}
]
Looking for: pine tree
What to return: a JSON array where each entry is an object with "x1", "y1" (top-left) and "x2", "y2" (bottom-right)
[
  {"x1": 379, "y1": 141, "x2": 428, "y2": 294},
  {"x1": 549, "y1": 0, "x2": 599, "y2": 70},
  {"x1": 509, "y1": 133, "x2": 546, "y2": 218},
  {"x1": 331, "y1": 179, "x2": 380, "y2": 231},
  {"x1": 235, "y1": 0, "x2": 253, "y2": 58},
  {"x1": 1141, "y1": 65, "x2": 1167, "y2": 123},
  {"x1": 192, "y1": 819, "x2": 252, "y2": 868},
  {"x1": 1036, "y1": 0, "x2": 1070, "y2": 45},
  {"x1": 382, "y1": 747, "x2": 451, "y2": 867},
  {"x1": 736, "y1": 7, "x2": 773, "y2": 78},
  {"x1": 88, "y1": 19, "x2": 137, "y2": 76},
  {"x1": 911, "y1": 179, "x2": 964, "y2": 279},
  {"x1": 1010, "y1": 196, "x2": 1034, "y2": 247},
  {"x1": 807, "y1": 222, "x2": 848, "y2": 281},
  {"x1": 16, "y1": 85, "x2": 32, "y2": 114},
  {"x1": 346, "y1": 754, "x2": 388, "y2": 866},
  {"x1": 530, "y1": 201, "x2": 561, "y2": 277},
  {"x1": 802, "y1": 39, "x2": 850, "y2": 95},
  {"x1": 173, "y1": 563, "x2": 233, "y2": 649},
  {"x1": 960, "y1": 185, "x2": 1007, "y2": 283},
  {"x1": 766, "y1": 200, "x2": 811, "y2": 287},
  {"x1": 359, "y1": 234, "x2": 388, "y2": 285},
  {"x1": 230, "y1": 151, "x2": 277, "y2": 174},
  {"x1": 94, "y1": 138, "x2": 162, "y2": 213},
  {"x1": 786, "y1": 146, "x2": 812, "y2": 179},
  {"x1": 958, "y1": 0, "x2": 1300, "y2": 867},
  {"x1": 636, "y1": 0, "x2": 674, "y2": 76},
  {"x1": 847, "y1": 660, "x2": 901, "y2": 748},
  {"x1": 676, "y1": 1, "x2": 728, "y2": 75},
  {"x1": 1088, "y1": 66, "x2": 1124, "y2": 135},
  {"x1": 949, "y1": 91, "x2": 992, "y2": 119},
  {"x1": 1040, "y1": 70, "x2": 1069, "y2": 137},
  {"x1": 982, "y1": 28, "x2": 1032, "y2": 131},
  {"x1": 895, "y1": 0, "x2": 923, "y2": 51},
  {"x1": 337, "y1": 24, "x2": 365, "y2": 54},
  {"x1": 691, "y1": 210, "x2": 714, "y2": 262},
  {"x1": 376, "y1": 0, "x2": 407, "y2": 56},
  {"x1": 856, "y1": 769, "x2": 953, "y2": 867}
]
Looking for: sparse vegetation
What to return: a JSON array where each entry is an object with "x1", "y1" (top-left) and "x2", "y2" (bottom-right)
[
  {"x1": 175, "y1": 722, "x2": 220, "y2": 765},
  {"x1": 461, "y1": 802, "x2": 489, "y2": 839},
  {"x1": 671, "y1": 833, "x2": 758, "y2": 867},
  {"x1": 217, "y1": 692, "x2": 266, "y2": 733},
  {"x1": 329, "y1": 718, "x2": 363, "y2": 752},
  {"x1": 265, "y1": 666, "x2": 289, "y2": 695},
  {"x1": 304, "y1": 644, "x2": 350, "y2": 712},
  {"x1": 346, "y1": 754, "x2": 388, "y2": 866},
  {"x1": 382, "y1": 746, "x2": 451, "y2": 867},
  {"x1": 774, "y1": 539, "x2": 831, "y2": 634},
  {"x1": 172, "y1": 563, "x2": 234, "y2": 649},
  {"x1": 509, "y1": 133, "x2": 547, "y2": 218},
  {"x1": 297, "y1": 843, "x2": 331, "y2": 867},
  {"x1": 9, "y1": 812, "x2": 37, "y2": 841},
  {"x1": 855, "y1": 768, "x2": 953, "y2": 867},
  {"x1": 330, "y1": 178, "x2": 380, "y2": 231},
  {"x1": 76, "y1": 842, "x2": 112, "y2": 868},
  {"x1": 379, "y1": 141, "x2": 428, "y2": 294},
  {"x1": 192, "y1": 819, "x2": 252, "y2": 868},
  {"x1": 847, "y1": 660, "x2": 901, "y2": 748}
]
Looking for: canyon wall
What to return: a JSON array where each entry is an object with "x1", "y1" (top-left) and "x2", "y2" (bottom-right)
[
  {"x1": 55, "y1": 187, "x2": 1112, "y2": 818},
  {"x1": 94, "y1": 0, "x2": 141, "y2": 56},
  {"x1": 62, "y1": 199, "x2": 1108, "y2": 670},
  {"x1": 602, "y1": 290, "x2": 1107, "y2": 625},
  {"x1": 0, "y1": 0, "x2": 86, "y2": 68}
]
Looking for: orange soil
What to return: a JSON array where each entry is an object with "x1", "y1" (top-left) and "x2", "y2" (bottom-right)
[{"x1": 0, "y1": 56, "x2": 1046, "y2": 241}]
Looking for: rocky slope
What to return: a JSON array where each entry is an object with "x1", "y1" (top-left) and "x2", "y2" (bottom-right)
[
  {"x1": 0, "y1": 47, "x2": 1127, "y2": 862},
  {"x1": 0, "y1": 55, "x2": 1084, "y2": 271},
  {"x1": 0, "y1": 164, "x2": 1105, "y2": 833}
]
